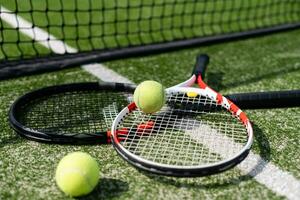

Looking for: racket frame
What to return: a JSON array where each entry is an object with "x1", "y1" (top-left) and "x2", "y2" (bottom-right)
[
  {"x1": 9, "y1": 82, "x2": 135, "y2": 144},
  {"x1": 111, "y1": 56, "x2": 253, "y2": 177}
]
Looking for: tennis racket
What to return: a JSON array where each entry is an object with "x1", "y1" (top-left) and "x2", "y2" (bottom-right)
[
  {"x1": 9, "y1": 82, "x2": 135, "y2": 144},
  {"x1": 196, "y1": 55, "x2": 300, "y2": 109},
  {"x1": 110, "y1": 54, "x2": 254, "y2": 177},
  {"x1": 9, "y1": 66, "x2": 299, "y2": 146},
  {"x1": 9, "y1": 83, "x2": 299, "y2": 145},
  {"x1": 225, "y1": 90, "x2": 300, "y2": 109}
]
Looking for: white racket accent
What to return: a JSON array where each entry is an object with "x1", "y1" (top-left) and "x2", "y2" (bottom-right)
[
  {"x1": 111, "y1": 55, "x2": 253, "y2": 176},
  {"x1": 168, "y1": 75, "x2": 196, "y2": 88},
  {"x1": 111, "y1": 82, "x2": 253, "y2": 176}
]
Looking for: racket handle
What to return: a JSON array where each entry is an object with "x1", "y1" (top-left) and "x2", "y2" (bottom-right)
[
  {"x1": 193, "y1": 54, "x2": 210, "y2": 78},
  {"x1": 225, "y1": 90, "x2": 300, "y2": 109}
]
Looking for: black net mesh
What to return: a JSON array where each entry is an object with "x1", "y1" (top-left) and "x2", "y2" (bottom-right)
[{"x1": 0, "y1": 0, "x2": 300, "y2": 77}]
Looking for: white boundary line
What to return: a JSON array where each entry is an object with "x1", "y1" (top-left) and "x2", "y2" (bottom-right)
[
  {"x1": 0, "y1": 6, "x2": 133, "y2": 84},
  {"x1": 1, "y1": 6, "x2": 300, "y2": 199}
]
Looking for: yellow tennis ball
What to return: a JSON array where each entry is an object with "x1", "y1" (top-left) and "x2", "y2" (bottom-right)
[
  {"x1": 55, "y1": 152, "x2": 99, "y2": 197},
  {"x1": 134, "y1": 80, "x2": 165, "y2": 114}
]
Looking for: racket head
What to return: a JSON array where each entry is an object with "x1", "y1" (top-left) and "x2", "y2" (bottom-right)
[
  {"x1": 111, "y1": 86, "x2": 253, "y2": 177},
  {"x1": 111, "y1": 53, "x2": 253, "y2": 177},
  {"x1": 9, "y1": 82, "x2": 135, "y2": 144}
]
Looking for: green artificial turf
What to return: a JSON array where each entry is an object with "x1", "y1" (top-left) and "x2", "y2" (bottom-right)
[
  {"x1": 0, "y1": 1, "x2": 300, "y2": 199},
  {"x1": 1, "y1": 29, "x2": 300, "y2": 199}
]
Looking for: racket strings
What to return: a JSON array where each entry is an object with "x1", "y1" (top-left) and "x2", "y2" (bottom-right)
[
  {"x1": 167, "y1": 92, "x2": 221, "y2": 112},
  {"x1": 116, "y1": 93, "x2": 248, "y2": 167},
  {"x1": 18, "y1": 90, "x2": 131, "y2": 136}
]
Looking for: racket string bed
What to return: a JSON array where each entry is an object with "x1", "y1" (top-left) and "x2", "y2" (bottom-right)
[
  {"x1": 17, "y1": 90, "x2": 131, "y2": 137},
  {"x1": 109, "y1": 55, "x2": 254, "y2": 176},
  {"x1": 124, "y1": 112, "x2": 152, "y2": 152},
  {"x1": 9, "y1": 82, "x2": 136, "y2": 144},
  {"x1": 145, "y1": 111, "x2": 177, "y2": 161},
  {"x1": 102, "y1": 102, "x2": 119, "y2": 127},
  {"x1": 115, "y1": 92, "x2": 249, "y2": 167}
]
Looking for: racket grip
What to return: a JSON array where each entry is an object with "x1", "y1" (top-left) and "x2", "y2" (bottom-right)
[
  {"x1": 225, "y1": 90, "x2": 300, "y2": 109},
  {"x1": 193, "y1": 54, "x2": 210, "y2": 78}
]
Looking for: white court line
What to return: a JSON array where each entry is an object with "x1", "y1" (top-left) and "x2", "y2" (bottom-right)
[
  {"x1": 1, "y1": 6, "x2": 299, "y2": 199},
  {"x1": 189, "y1": 125, "x2": 300, "y2": 200},
  {"x1": 0, "y1": 6, "x2": 133, "y2": 84},
  {"x1": 81, "y1": 63, "x2": 133, "y2": 84}
]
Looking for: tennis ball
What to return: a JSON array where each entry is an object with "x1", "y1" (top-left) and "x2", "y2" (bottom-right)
[
  {"x1": 134, "y1": 80, "x2": 165, "y2": 114},
  {"x1": 55, "y1": 152, "x2": 99, "y2": 197}
]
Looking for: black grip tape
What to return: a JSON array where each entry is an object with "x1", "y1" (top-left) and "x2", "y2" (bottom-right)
[
  {"x1": 225, "y1": 90, "x2": 300, "y2": 109},
  {"x1": 192, "y1": 54, "x2": 210, "y2": 78}
]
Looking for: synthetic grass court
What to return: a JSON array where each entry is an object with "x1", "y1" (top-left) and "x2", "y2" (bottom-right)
[
  {"x1": 1, "y1": 1, "x2": 300, "y2": 200},
  {"x1": 1, "y1": 29, "x2": 300, "y2": 199}
]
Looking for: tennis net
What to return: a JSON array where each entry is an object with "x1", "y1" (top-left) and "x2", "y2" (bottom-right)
[{"x1": 0, "y1": 0, "x2": 300, "y2": 79}]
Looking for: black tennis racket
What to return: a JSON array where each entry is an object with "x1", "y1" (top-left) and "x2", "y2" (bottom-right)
[
  {"x1": 9, "y1": 60, "x2": 299, "y2": 145},
  {"x1": 9, "y1": 82, "x2": 135, "y2": 144},
  {"x1": 110, "y1": 54, "x2": 254, "y2": 177}
]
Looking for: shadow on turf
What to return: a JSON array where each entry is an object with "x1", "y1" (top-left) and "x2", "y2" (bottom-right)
[
  {"x1": 142, "y1": 123, "x2": 271, "y2": 189},
  {"x1": 206, "y1": 63, "x2": 300, "y2": 90},
  {"x1": 78, "y1": 178, "x2": 128, "y2": 200}
]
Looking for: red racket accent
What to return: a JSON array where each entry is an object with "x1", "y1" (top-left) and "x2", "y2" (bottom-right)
[
  {"x1": 197, "y1": 76, "x2": 223, "y2": 104},
  {"x1": 137, "y1": 121, "x2": 154, "y2": 135},
  {"x1": 197, "y1": 72, "x2": 248, "y2": 125},
  {"x1": 228, "y1": 100, "x2": 239, "y2": 114},
  {"x1": 117, "y1": 128, "x2": 129, "y2": 136},
  {"x1": 227, "y1": 99, "x2": 248, "y2": 124},
  {"x1": 107, "y1": 128, "x2": 129, "y2": 143},
  {"x1": 106, "y1": 131, "x2": 112, "y2": 143},
  {"x1": 197, "y1": 76, "x2": 207, "y2": 89},
  {"x1": 216, "y1": 93, "x2": 223, "y2": 104},
  {"x1": 239, "y1": 112, "x2": 248, "y2": 125},
  {"x1": 128, "y1": 102, "x2": 137, "y2": 111},
  {"x1": 107, "y1": 136, "x2": 112, "y2": 143}
]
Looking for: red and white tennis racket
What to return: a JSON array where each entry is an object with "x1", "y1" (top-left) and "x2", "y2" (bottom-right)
[{"x1": 110, "y1": 54, "x2": 253, "y2": 177}]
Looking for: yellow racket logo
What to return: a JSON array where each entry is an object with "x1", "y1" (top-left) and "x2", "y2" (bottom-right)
[{"x1": 186, "y1": 91, "x2": 198, "y2": 98}]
